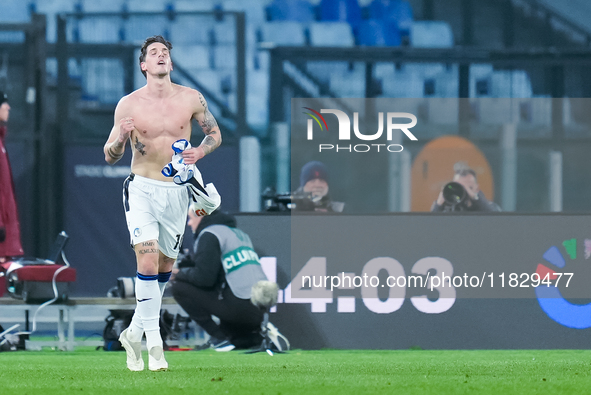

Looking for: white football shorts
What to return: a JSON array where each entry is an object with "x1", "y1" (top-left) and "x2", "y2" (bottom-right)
[{"x1": 123, "y1": 173, "x2": 190, "y2": 259}]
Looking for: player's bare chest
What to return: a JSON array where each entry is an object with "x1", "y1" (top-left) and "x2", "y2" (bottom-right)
[{"x1": 131, "y1": 100, "x2": 192, "y2": 136}]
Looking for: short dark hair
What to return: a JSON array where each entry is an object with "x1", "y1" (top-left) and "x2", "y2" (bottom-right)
[{"x1": 139, "y1": 35, "x2": 173, "y2": 78}]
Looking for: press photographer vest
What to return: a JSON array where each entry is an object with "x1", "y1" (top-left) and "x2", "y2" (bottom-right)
[{"x1": 197, "y1": 225, "x2": 267, "y2": 299}]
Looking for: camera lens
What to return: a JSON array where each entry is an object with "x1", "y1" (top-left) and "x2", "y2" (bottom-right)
[{"x1": 443, "y1": 182, "x2": 467, "y2": 205}]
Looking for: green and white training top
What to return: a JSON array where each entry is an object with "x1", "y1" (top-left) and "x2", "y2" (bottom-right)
[{"x1": 196, "y1": 224, "x2": 268, "y2": 299}]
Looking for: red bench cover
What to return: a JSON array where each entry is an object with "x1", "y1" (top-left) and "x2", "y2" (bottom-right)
[{"x1": 12, "y1": 265, "x2": 76, "y2": 282}]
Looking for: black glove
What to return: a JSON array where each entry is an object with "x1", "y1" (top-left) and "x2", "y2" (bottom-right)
[{"x1": 0, "y1": 226, "x2": 6, "y2": 243}]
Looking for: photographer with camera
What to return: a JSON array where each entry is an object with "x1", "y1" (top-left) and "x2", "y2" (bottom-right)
[
  {"x1": 431, "y1": 162, "x2": 501, "y2": 212},
  {"x1": 293, "y1": 161, "x2": 345, "y2": 213},
  {"x1": 262, "y1": 161, "x2": 345, "y2": 212}
]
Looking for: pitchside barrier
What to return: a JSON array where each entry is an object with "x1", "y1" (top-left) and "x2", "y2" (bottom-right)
[
  {"x1": 0, "y1": 297, "x2": 186, "y2": 351},
  {"x1": 236, "y1": 213, "x2": 591, "y2": 350},
  {"x1": 2, "y1": 214, "x2": 590, "y2": 350}
]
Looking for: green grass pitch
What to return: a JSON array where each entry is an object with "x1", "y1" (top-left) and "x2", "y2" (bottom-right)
[{"x1": 0, "y1": 348, "x2": 590, "y2": 394}]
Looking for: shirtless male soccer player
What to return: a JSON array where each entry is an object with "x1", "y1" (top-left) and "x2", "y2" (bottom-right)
[{"x1": 103, "y1": 35, "x2": 221, "y2": 372}]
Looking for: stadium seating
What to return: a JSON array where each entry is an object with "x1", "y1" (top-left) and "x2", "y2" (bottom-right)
[
  {"x1": 172, "y1": 44, "x2": 211, "y2": 70},
  {"x1": 4, "y1": 0, "x2": 537, "y2": 124},
  {"x1": 309, "y1": 22, "x2": 355, "y2": 47},
  {"x1": 469, "y1": 64, "x2": 533, "y2": 98},
  {"x1": 537, "y1": 0, "x2": 591, "y2": 38},
  {"x1": 123, "y1": 15, "x2": 170, "y2": 44},
  {"x1": 187, "y1": 69, "x2": 222, "y2": 97},
  {"x1": 410, "y1": 21, "x2": 454, "y2": 48},
  {"x1": 168, "y1": 15, "x2": 214, "y2": 45},
  {"x1": 80, "y1": 58, "x2": 125, "y2": 104},
  {"x1": 306, "y1": 61, "x2": 351, "y2": 85},
  {"x1": 469, "y1": 64, "x2": 494, "y2": 97},
  {"x1": 125, "y1": 0, "x2": 170, "y2": 12},
  {"x1": 259, "y1": 21, "x2": 307, "y2": 46},
  {"x1": 32, "y1": 0, "x2": 76, "y2": 42},
  {"x1": 357, "y1": 19, "x2": 401, "y2": 46},
  {"x1": 213, "y1": 44, "x2": 237, "y2": 69},
  {"x1": 77, "y1": 17, "x2": 123, "y2": 43},
  {"x1": 217, "y1": 0, "x2": 267, "y2": 26},
  {"x1": 368, "y1": 0, "x2": 413, "y2": 37},
  {"x1": 213, "y1": 21, "x2": 237, "y2": 44},
  {"x1": 329, "y1": 68, "x2": 365, "y2": 97},
  {"x1": 0, "y1": 0, "x2": 33, "y2": 22},
  {"x1": 0, "y1": 0, "x2": 32, "y2": 42},
  {"x1": 266, "y1": 0, "x2": 315, "y2": 23},
  {"x1": 318, "y1": 0, "x2": 362, "y2": 30},
  {"x1": 380, "y1": 66, "x2": 424, "y2": 97},
  {"x1": 173, "y1": 0, "x2": 215, "y2": 12},
  {"x1": 79, "y1": 0, "x2": 124, "y2": 12}
]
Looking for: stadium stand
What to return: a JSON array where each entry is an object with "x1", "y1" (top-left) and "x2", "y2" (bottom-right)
[
  {"x1": 409, "y1": 21, "x2": 453, "y2": 48},
  {"x1": 168, "y1": 15, "x2": 214, "y2": 45},
  {"x1": 318, "y1": 0, "x2": 362, "y2": 31},
  {"x1": 32, "y1": 0, "x2": 76, "y2": 42},
  {"x1": 259, "y1": 21, "x2": 307, "y2": 46},
  {"x1": 309, "y1": 22, "x2": 355, "y2": 46},
  {"x1": 357, "y1": 19, "x2": 401, "y2": 46},
  {"x1": 172, "y1": 44, "x2": 211, "y2": 70},
  {"x1": 125, "y1": 0, "x2": 171, "y2": 12},
  {"x1": 123, "y1": 14, "x2": 170, "y2": 44},
  {"x1": 213, "y1": 44, "x2": 237, "y2": 70},
  {"x1": 536, "y1": 0, "x2": 591, "y2": 35},
  {"x1": 173, "y1": 0, "x2": 215, "y2": 12},
  {"x1": 213, "y1": 20, "x2": 238, "y2": 45},
  {"x1": 0, "y1": 0, "x2": 32, "y2": 22},
  {"x1": 329, "y1": 67, "x2": 365, "y2": 97},
  {"x1": 368, "y1": 0, "x2": 413, "y2": 39},
  {"x1": 79, "y1": 0, "x2": 124, "y2": 13},
  {"x1": 0, "y1": 0, "x2": 569, "y2": 129},
  {"x1": 80, "y1": 58, "x2": 125, "y2": 104},
  {"x1": 77, "y1": 17, "x2": 123, "y2": 43},
  {"x1": 0, "y1": 0, "x2": 31, "y2": 42},
  {"x1": 266, "y1": 0, "x2": 316, "y2": 23}
]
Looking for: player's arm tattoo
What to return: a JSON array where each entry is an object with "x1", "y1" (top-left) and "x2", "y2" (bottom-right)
[
  {"x1": 134, "y1": 137, "x2": 147, "y2": 156},
  {"x1": 107, "y1": 145, "x2": 123, "y2": 160},
  {"x1": 106, "y1": 138, "x2": 126, "y2": 161},
  {"x1": 199, "y1": 108, "x2": 219, "y2": 134},
  {"x1": 197, "y1": 92, "x2": 221, "y2": 155},
  {"x1": 200, "y1": 132, "x2": 219, "y2": 156}
]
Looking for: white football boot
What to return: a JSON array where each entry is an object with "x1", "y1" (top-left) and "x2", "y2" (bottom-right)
[
  {"x1": 119, "y1": 328, "x2": 144, "y2": 371},
  {"x1": 148, "y1": 345, "x2": 168, "y2": 372}
]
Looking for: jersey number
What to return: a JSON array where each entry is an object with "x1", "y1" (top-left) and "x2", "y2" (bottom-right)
[{"x1": 173, "y1": 234, "x2": 182, "y2": 250}]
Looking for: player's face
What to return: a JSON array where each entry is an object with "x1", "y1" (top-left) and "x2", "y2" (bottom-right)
[
  {"x1": 0, "y1": 102, "x2": 10, "y2": 122},
  {"x1": 141, "y1": 43, "x2": 172, "y2": 77},
  {"x1": 303, "y1": 178, "x2": 329, "y2": 198}
]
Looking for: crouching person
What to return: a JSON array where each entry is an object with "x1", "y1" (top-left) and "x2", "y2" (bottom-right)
[{"x1": 171, "y1": 209, "x2": 287, "y2": 351}]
